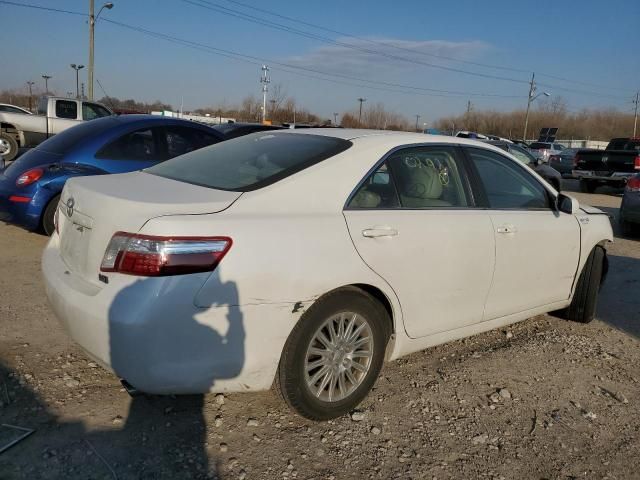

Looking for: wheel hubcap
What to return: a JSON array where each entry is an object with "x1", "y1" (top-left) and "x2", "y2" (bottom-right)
[
  {"x1": 0, "y1": 139, "x2": 10, "y2": 155},
  {"x1": 305, "y1": 312, "x2": 374, "y2": 402}
]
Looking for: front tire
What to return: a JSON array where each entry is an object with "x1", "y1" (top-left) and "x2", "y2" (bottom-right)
[
  {"x1": 565, "y1": 246, "x2": 605, "y2": 323},
  {"x1": 0, "y1": 132, "x2": 18, "y2": 162},
  {"x1": 41, "y1": 195, "x2": 60, "y2": 236},
  {"x1": 276, "y1": 287, "x2": 390, "y2": 420}
]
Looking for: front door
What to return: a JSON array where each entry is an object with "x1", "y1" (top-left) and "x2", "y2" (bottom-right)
[
  {"x1": 343, "y1": 145, "x2": 495, "y2": 339},
  {"x1": 464, "y1": 147, "x2": 580, "y2": 320}
]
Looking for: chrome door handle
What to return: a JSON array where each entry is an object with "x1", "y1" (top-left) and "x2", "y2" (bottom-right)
[
  {"x1": 496, "y1": 225, "x2": 517, "y2": 234},
  {"x1": 362, "y1": 228, "x2": 398, "y2": 238}
]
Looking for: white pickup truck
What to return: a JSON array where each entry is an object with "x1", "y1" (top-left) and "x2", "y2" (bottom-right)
[{"x1": 0, "y1": 96, "x2": 113, "y2": 161}]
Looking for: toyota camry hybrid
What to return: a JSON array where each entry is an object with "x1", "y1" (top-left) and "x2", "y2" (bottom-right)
[{"x1": 42, "y1": 129, "x2": 613, "y2": 420}]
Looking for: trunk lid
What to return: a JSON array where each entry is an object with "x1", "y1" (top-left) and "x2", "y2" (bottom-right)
[
  {"x1": 2, "y1": 148, "x2": 62, "y2": 181},
  {"x1": 57, "y1": 171, "x2": 242, "y2": 284},
  {"x1": 576, "y1": 150, "x2": 637, "y2": 174}
]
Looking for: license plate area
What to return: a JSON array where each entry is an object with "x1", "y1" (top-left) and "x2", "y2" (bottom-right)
[{"x1": 59, "y1": 206, "x2": 94, "y2": 275}]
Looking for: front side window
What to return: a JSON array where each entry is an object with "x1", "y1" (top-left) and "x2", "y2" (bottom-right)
[
  {"x1": 55, "y1": 100, "x2": 78, "y2": 119},
  {"x1": 508, "y1": 144, "x2": 536, "y2": 165},
  {"x1": 164, "y1": 126, "x2": 221, "y2": 159},
  {"x1": 348, "y1": 146, "x2": 469, "y2": 209},
  {"x1": 96, "y1": 128, "x2": 158, "y2": 161},
  {"x1": 82, "y1": 102, "x2": 111, "y2": 120},
  {"x1": 467, "y1": 147, "x2": 550, "y2": 210}
]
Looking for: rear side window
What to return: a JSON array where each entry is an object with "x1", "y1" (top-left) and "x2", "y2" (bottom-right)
[
  {"x1": 97, "y1": 128, "x2": 159, "y2": 161},
  {"x1": 508, "y1": 145, "x2": 536, "y2": 164},
  {"x1": 467, "y1": 148, "x2": 550, "y2": 210},
  {"x1": 164, "y1": 126, "x2": 221, "y2": 159},
  {"x1": 55, "y1": 100, "x2": 78, "y2": 119},
  {"x1": 147, "y1": 133, "x2": 352, "y2": 191}
]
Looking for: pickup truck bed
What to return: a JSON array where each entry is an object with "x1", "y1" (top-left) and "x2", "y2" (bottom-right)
[{"x1": 573, "y1": 138, "x2": 640, "y2": 192}]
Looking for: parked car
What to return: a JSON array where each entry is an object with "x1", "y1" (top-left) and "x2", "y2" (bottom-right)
[
  {"x1": 213, "y1": 122, "x2": 285, "y2": 139},
  {"x1": 549, "y1": 148, "x2": 581, "y2": 178},
  {"x1": 510, "y1": 139, "x2": 529, "y2": 148},
  {"x1": 573, "y1": 137, "x2": 640, "y2": 193},
  {"x1": 620, "y1": 173, "x2": 640, "y2": 235},
  {"x1": 0, "y1": 103, "x2": 32, "y2": 115},
  {"x1": 0, "y1": 96, "x2": 113, "y2": 162},
  {"x1": 43, "y1": 129, "x2": 613, "y2": 420},
  {"x1": 528, "y1": 142, "x2": 566, "y2": 163},
  {"x1": 484, "y1": 140, "x2": 562, "y2": 191},
  {"x1": 0, "y1": 115, "x2": 224, "y2": 235}
]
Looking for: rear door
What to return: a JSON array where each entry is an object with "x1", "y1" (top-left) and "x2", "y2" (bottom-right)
[
  {"x1": 343, "y1": 145, "x2": 495, "y2": 339},
  {"x1": 464, "y1": 147, "x2": 580, "y2": 320}
]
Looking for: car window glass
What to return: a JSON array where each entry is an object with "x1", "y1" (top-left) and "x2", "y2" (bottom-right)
[
  {"x1": 508, "y1": 145, "x2": 535, "y2": 164},
  {"x1": 96, "y1": 128, "x2": 158, "y2": 161},
  {"x1": 164, "y1": 126, "x2": 221, "y2": 159},
  {"x1": 348, "y1": 162, "x2": 400, "y2": 208},
  {"x1": 468, "y1": 148, "x2": 549, "y2": 209},
  {"x1": 55, "y1": 100, "x2": 78, "y2": 119},
  {"x1": 82, "y1": 102, "x2": 111, "y2": 120},
  {"x1": 147, "y1": 133, "x2": 351, "y2": 191},
  {"x1": 553, "y1": 144, "x2": 565, "y2": 151}
]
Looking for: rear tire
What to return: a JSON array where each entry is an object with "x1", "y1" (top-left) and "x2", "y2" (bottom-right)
[
  {"x1": 41, "y1": 194, "x2": 60, "y2": 236},
  {"x1": 579, "y1": 179, "x2": 597, "y2": 193},
  {"x1": 276, "y1": 287, "x2": 390, "y2": 420},
  {"x1": 564, "y1": 246, "x2": 605, "y2": 323},
  {"x1": 0, "y1": 132, "x2": 18, "y2": 162}
]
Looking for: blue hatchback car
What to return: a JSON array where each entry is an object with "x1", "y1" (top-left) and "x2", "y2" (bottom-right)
[{"x1": 0, "y1": 115, "x2": 224, "y2": 234}]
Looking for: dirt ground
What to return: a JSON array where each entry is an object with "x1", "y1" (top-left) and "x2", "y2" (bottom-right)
[{"x1": 1, "y1": 180, "x2": 639, "y2": 479}]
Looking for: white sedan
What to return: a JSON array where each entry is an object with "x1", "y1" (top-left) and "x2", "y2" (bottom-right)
[{"x1": 42, "y1": 129, "x2": 613, "y2": 420}]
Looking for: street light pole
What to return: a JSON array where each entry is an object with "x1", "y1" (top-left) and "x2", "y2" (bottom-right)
[
  {"x1": 415, "y1": 114, "x2": 421, "y2": 132},
  {"x1": 70, "y1": 64, "x2": 85, "y2": 99},
  {"x1": 333, "y1": 112, "x2": 338, "y2": 125},
  {"x1": 88, "y1": 1, "x2": 114, "y2": 101},
  {"x1": 357, "y1": 98, "x2": 366, "y2": 127},
  {"x1": 633, "y1": 91, "x2": 639, "y2": 137},
  {"x1": 522, "y1": 72, "x2": 550, "y2": 142},
  {"x1": 26, "y1": 81, "x2": 35, "y2": 111},
  {"x1": 42, "y1": 75, "x2": 52, "y2": 94}
]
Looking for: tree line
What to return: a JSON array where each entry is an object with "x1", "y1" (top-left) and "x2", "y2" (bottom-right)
[{"x1": 1, "y1": 87, "x2": 635, "y2": 140}]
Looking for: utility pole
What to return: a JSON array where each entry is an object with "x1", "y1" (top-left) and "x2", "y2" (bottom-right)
[
  {"x1": 260, "y1": 65, "x2": 270, "y2": 123},
  {"x1": 523, "y1": 73, "x2": 535, "y2": 142},
  {"x1": 633, "y1": 91, "x2": 639, "y2": 137},
  {"x1": 88, "y1": 1, "x2": 114, "y2": 101},
  {"x1": 81, "y1": 82, "x2": 85, "y2": 100},
  {"x1": 357, "y1": 97, "x2": 366, "y2": 127},
  {"x1": 26, "y1": 81, "x2": 35, "y2": 111},
  {"x1": 466, "y1": 100, "x2": 472, "y2": 114},
  {"x1": 522, "y1": 72, "x2": 550, "y2": 142},
  {"x1": 70, "y1": 64, "x2": 84, "y2": 99},
  {"x1": 415, "y1": 114, "x2": 421, "y2": 132},
  {"x1": 42, "y1": 75, "x2": 52, "y2": 94},
  {"x1": 333, "y1": 112, "x2": 338, "y2": 125}
]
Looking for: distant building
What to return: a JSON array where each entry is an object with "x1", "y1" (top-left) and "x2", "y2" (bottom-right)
[{"x1": 151, "y1": 110, "x2": 235, "y2": 125}]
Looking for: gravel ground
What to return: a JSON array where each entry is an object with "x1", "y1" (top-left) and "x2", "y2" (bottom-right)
[{"x1": 0, "y1": 181, "x2": 638, "y2": 479}]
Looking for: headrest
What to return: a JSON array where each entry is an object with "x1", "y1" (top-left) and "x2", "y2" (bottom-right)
[
  {"x1": 350, "y1": 189, "x2": 381, "y2": 208},
  {"x1": 398, "y1": 164, "x2": 443, "y2": 200}
]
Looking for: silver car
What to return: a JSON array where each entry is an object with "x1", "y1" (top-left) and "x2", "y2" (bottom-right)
[{"x1": 529, "y1": 142, "x2": 566, "y2": 163}]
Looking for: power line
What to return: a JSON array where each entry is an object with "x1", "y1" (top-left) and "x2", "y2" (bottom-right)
[
  {"x1": 187, "y1": 0, "x2": 634, "y2": 97},
  {"x1": 0, "y1": 0, "x2": 87, "y2": 16},
  {"x1": 181, "y1": 0, "x2": 533, "y2": 85}
]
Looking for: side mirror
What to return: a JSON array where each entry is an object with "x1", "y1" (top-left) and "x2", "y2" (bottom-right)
[{"x1": 557, "y1": 193, "x2": 580, "y2": 215}]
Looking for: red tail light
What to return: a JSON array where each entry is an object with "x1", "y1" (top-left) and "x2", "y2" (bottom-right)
[
  {"x1": 635, "y1": 155, "x2": 640, "y2": 170},
  {"x1": 15, "y1": 168, "x2": 44, "y2": 187},
  {"x1": 573, "y1": 153, "x2": 581, "y2": 167},
  {"x1": 626, "y1": 176, "x2": 640, "y2": 192},
  {"x1": 100, "y1": 232, "x2": 232, "y2": 276}
]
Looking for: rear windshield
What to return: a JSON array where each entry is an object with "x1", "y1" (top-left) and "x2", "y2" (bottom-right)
[
  {"x1": 528, "y1": 142, "x2": 551, "y2": 149},
  {"x1": 36, "y1": 117, "x2": 119, "y2": 154},
  {"x1": 146, "y1": 132, "x2": 352, "y2": 191}
]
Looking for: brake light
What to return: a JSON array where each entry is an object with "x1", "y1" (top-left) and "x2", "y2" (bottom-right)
[
  {"x1": 635, "y1": 155, "x2": 640, "y2": 170},
  {"x1": 15, "y1": 168, "x2": 44, "y2": 187},
  {"x1": 626, "y1": 176, "x2": 640, "y2": 192},
  {"x1": 100, "y1": 232, "x2": 232, "y2": 276}
]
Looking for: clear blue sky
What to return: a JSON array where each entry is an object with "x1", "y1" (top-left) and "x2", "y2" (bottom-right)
[{"x1": 1, "y1": 0, "x2": 638, "y2": 123}]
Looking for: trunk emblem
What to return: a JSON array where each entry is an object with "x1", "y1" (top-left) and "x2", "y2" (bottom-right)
[
  {"x1": 66, "y1": 197, "x2": 75, "y2": 217},
  {"x1": 602, "y1": 155, "x2": 609, "y2": 164}
]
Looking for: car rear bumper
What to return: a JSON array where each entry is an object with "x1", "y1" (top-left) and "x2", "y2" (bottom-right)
[
  {"x1": 0, "y1": 176, "x2": 48, "y2": 230},
  {"x1": 572, "y1": 170, "x2": 634, "y2": 183},
  {"x1": 42, "y1": 235, "x2": 296, "y2": 394}
]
